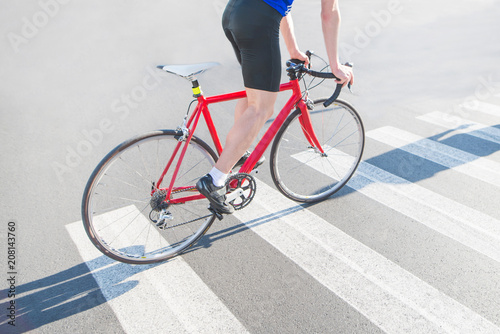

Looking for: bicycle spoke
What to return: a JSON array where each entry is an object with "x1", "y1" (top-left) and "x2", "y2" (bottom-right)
[
  {"x1": 271, "y1": 99, "x2": 364, "y2": 202},
  {"x1": 83, "y1": 131, "x2": 218, "y2": 263},
  {"x1": 175, "y1": 155, "x2": 210, "y2": 185},
  {"x1": 95, "y1": 193, "x2": 150, "y2": 204},
  {"x1": 323, "y1": 154, "x2": 341, "y2": 179},
  {"x1": 142, "y1": 224, "x2": 152, "y2": 256},
  {"x1": 155, "y1": 139, "x2": 161, "y2": 186},
  {"x1": 333, "y1": 142, "x2": 362, "y2": 148},
  {"x1": 136, "y1": 145, "x2": 150, "y2": 182},
  {"x1": 102, "y1": 173, "x2": 147, "y2": 191},
  {"x1": 324, "y1": 110, "x2": 345, "y2": 143},
  {"x1": 328, "y1": 128, "x2": 360, "y2": 150},
  {"x1": 106, "y1": 203, "x2": 150, "y2": 245},
  {"x1": 127, "y1": 218, "x2": 151, "y2": 252},
  {"x1": 324, "y1": 117, "x2": 354, "y2": 148},
  {"x1": 117, "y1": 156, "x2": 154, "y2": 186}
]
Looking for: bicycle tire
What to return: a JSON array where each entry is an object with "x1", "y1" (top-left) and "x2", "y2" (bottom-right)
[
  {"x1": 82, "y1": 130, "x2": 218, "y2": 264},
  {"x1": 270, "y1": 99, "x2": 364, "y2": 202}
]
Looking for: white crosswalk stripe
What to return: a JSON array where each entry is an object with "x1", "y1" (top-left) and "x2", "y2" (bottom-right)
[
  {"x1": 417, "y1": 111, "x2": 500, "y2": 144},
  {"x1": 460, "y1": 101, "x2": 500, "y2": 117},
  {"x1": 66, "y1": 216, "x2": 249, "y2": 334},
  {"x1": 366, "y1": 126, "x2": 500, "y2": 187}
]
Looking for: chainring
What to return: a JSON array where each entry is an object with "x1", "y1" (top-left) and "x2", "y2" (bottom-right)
[{"x1": 225, "y1": 173, "x2": 257, "y2": 210}]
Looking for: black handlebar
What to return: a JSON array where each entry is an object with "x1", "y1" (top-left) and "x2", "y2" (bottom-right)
[
  {"x1": 304, "y1": 69, "x2": 337, "y2": 79},
  {"x1": 286, "y1": 53, "x2": 352, "y2": 107}
]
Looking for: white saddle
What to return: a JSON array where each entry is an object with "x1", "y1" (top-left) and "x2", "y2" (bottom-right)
[{"x1": 156, "y1": 62, "x2": 220, "y2": 80}]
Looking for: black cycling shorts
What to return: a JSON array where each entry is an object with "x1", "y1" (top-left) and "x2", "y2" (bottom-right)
[{"x1": 222, "y1": 0, "x2": 283, "y2": 92}]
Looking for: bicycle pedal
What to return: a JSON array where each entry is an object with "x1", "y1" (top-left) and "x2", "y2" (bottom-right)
[{"x1": 208, "y1": 207, "x2": 224, "y2": 221}]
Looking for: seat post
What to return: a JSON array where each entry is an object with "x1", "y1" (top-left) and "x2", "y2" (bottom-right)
[{"x1": 191, "y1": 79, "x2": 202, "y2": 98}]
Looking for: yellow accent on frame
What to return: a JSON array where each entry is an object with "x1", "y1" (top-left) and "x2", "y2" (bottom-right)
[{"x1": 192, "y1": 86, "x2": 201, "y2": 95}]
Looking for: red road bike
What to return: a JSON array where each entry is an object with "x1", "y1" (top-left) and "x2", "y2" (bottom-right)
[{"x1": 82, "y1": 53, "x2": 365, "y2": 264}]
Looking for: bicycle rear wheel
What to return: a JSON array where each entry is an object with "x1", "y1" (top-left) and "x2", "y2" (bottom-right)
[
  {"x1": 270, "y1": 99, "x2": 364, "y2": 202},
  {"x1": 82, "y1": 130, "x2": 218, "y2": 264}
]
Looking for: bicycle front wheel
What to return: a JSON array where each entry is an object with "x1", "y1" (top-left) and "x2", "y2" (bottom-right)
[
  {"x1": 82, "y1": 130, "x2": 218, "y2": 264},
  {"x1": 270, "y1": 99, "x2": 364, "y2": 202}
]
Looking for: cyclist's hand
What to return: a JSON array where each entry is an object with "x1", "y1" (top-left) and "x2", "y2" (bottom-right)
[
  {"x1": 332, "y1": 63, "x2": 354, "y2": 87},
  {"x1": 290, "y1": 50, "x2": 310, "y2": 67}
]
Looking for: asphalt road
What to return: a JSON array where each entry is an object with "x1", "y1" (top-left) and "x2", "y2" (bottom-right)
[{"x1": 1, "y1": 0, "x2": 500, "y2": 333}]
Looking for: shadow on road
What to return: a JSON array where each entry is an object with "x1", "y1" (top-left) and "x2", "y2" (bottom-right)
[
  {"x1": 325, "y1": 124, "x2": 500, "y2": 197},
  {"x1": 0, "y1": 256, "x2": 163, "y2": 332}
]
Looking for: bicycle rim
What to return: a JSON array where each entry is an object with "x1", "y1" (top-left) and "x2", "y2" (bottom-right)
[
  {"x1": 82, "y1": 130, "x2": 217, "y2": 264},
  {"x1": 270, "y1": 99, "x2": 365, "y2": 202}
]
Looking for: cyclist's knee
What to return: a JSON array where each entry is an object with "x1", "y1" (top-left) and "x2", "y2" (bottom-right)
[
  {"x1": 261, "y1": 106, "x2": 274, "y2": 120},
  {"x1": 246, "y1": 104, "x2": 274, "y2": 122},
  {"x1": 245, "y1": 89, "x2": 277, "y2": 122}
]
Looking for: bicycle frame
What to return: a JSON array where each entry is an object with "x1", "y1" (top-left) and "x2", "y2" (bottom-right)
[{"x1": 157, "y1": 77, "x2": 325, "y2": 204}]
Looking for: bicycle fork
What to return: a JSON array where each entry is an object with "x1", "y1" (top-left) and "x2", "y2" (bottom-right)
[{"x1": 297, "y1": 100, "x2": 326, "y2": 155}]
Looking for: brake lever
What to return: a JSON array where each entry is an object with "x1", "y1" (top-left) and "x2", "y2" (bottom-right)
[{"x1": 324, "y1": 62, "x2": 353, "y2": 106}]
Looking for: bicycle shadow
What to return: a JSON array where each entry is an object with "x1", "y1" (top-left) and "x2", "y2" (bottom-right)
[{"x1": 0, "y1": 252, "x2": 164, "y2": 332}]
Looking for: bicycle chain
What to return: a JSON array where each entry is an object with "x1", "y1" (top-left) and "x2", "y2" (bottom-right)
[
  {"x1": 154, "y1": 173, "x2": 256, "y2": 230},
  {"x1": 155, "y1": 184, "x2": 224, "y2": 229},
  {"x1": 159, "y1": 213, "x2": 214, "y2": 230},
  {"x1": 153, "y1": 186, "x2": 204, "y2": 230},
  {"x1": 172, "y1": 186, "x2": 196, "y2": 194}
]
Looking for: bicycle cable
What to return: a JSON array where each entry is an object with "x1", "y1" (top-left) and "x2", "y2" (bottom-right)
[
  {"x1": 300, "y1": 53, "x2": 330, "y2": 100},
  {"x1": 185, "y1": 99, "x2": 197, "y2": 118}
]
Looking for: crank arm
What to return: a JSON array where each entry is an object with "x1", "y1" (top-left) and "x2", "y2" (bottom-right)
[{"x1": 224, "y1": 188, "x2": 244, "y2": 204}]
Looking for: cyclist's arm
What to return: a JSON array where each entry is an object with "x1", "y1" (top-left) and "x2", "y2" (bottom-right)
[
  {"x1": 321, "y1": 0, "x2": 353, "y2": 86},
  {"x1": 280, "y1": 14, "x2": 309, "y2": 65}
]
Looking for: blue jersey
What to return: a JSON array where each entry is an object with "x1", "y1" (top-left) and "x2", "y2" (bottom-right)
[{"x1": 262, "y1": 0, "x2": 294, "y2": 16}]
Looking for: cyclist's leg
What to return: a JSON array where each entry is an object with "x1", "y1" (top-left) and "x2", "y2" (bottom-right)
[
  {"x1": 215, "y1": 89, "x2": 278, "y2": 173},
  {"x1": 234, "y1": 97, "x2": 247, "y2": 122},
  {"x1": 197, "y1": 0, "x2": 282, "y2": 214},
  {"x1": 232, "y1": 97, "x2": 267, "y2": 169},
  {"x1": 217, "y1": 0, "x2": 282, "y2": 173}
]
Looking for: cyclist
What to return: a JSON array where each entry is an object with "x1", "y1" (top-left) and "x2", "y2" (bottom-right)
[{"x1": 196, "y1": 0, "x2": 354, "y2": 214}]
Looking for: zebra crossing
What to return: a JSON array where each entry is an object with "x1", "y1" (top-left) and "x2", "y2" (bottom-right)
[
  {"x1": 417, "y1": 111, "x2": 500, "y2": 145},
  {"x1": 365, "y1": 126, "x2": 500, "y2": 187},
  {"x1": 66, "y1": 210, "x2": 249, "y2": 334},
  {"x1": 66, "y1": 101, "x2": 500, "y2": 333},
  {"x1": 233, "y1": 181, "x2": 499, "y2": 333}
]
